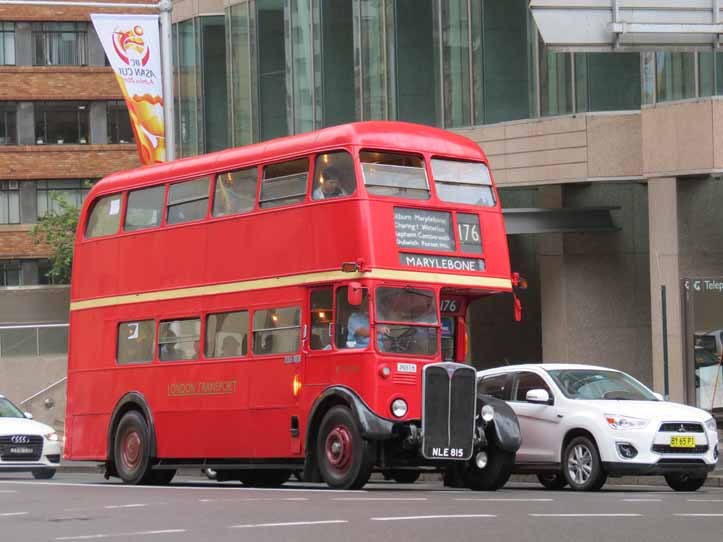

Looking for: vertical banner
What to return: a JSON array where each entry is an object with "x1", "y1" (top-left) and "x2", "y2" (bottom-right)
[{"x1": 91, "y1": 14, "x2": 165, "y2": 165}]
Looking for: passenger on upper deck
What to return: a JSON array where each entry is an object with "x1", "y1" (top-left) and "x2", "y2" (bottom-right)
[{"x1": 312, "y1": 165, "x2": 347, "y2": 200}]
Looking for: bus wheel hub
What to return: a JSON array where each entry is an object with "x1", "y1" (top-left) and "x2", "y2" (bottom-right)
[
  {"x1": 121, "y1": 431, "x2": 141, "y2": 469},
  {"x1": 325, "y1": 426, "x2": 352, "y2": 471}
]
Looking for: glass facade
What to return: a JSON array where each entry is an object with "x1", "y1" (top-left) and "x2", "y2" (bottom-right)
[
  {"x1": 0, "y1": 22, "x2": 14, "y2": 65},
  {"x1": 34, "y1": 102, "x2": 90, "y2": 145},
  {"x1": 36, "y1": 180, "x2": 91, "y2": 218},
  {"x1": 32, "y1": 22, "x2": 88, "y2": 66},
  {"x1": 655, "y1": 52, "x2": 695, "y2": 103},
  {"x1": 0, "y1": 102, "x2": 16, "y2": 145},
  {"x1": 0, "y1": 181, "x2": 20, "y2": 225},
  {"x1": 576, "y1": 53, "x2": 641, "y2": 112}
]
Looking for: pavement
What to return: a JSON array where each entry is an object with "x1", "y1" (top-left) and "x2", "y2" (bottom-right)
[{"x1": 56, "y1": 460, "x2": 723, "y2": 487}]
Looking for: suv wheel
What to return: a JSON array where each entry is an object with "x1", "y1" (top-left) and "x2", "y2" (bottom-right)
[
  {"x1": 664, "y1": 472, "x2": 707, "y2": 492},
  {"x1": 562, "y1": 436, "x2": 607, "y2": 491}
]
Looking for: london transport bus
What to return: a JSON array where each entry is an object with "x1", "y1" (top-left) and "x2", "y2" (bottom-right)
[{"x1": 64, "y1": 121, "x2": 522, "y2": 490}]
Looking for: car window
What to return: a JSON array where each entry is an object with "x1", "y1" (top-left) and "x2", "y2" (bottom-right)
[
  {"x1": 478, "y1": 373, "x2": 511, "y2": 400},
  {"x1": 514, "y1": 372, "x2": 550, "y2": 402}
]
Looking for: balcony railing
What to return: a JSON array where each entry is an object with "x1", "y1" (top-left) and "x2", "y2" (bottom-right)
[{"x1": 0, "y1": 323, "x2": 68, "y2": 358}]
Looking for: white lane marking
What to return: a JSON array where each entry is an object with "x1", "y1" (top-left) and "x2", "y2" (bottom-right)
[
  {"x1": 622, "y1": 499, "x2": 662, "y2": 502},
  {"x1": 674, "y1": 514, "x2": 723, "y2": 517},
  {"x1": 198, "y1": 497, "x2": 309, "y2": 502},
  {"x1": 687, "y1": 499, "x2": 723, "y2": 502},
  {"x1": 370, "y1": 514, "x2": 496, "y2": 521},
  {"x1": 55, "y1": 529, "x2": 186, "y2": 541},
  {"x1": 0, "y1": 490, "x2": 17, "y2": 493},
  {"x1": 332, "y1": 497, "x2": 428, "y2": 501},
  {"x1": 104, "y1": 504, "x2": 151, "y2": 509},
  {"x1": 530, "y1": 514, "x2": 642, "y2": 518},
  {"x1": 0, "y1": 481, "x2": 365, "y2": 493},
  {"x1": 453, "y1": 497, "x2": 555, "y2": 502},
  {"x1": 0, "y1": 512, "x2": 28, "y2": 517},
  {"x1": 230, "y1": 520, "x2": 348, "y2": 529}
]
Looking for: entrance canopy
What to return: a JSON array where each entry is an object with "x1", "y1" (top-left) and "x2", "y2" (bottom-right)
[{"x1": 530, "y1": 0, "x2": 723, "y2": 51}]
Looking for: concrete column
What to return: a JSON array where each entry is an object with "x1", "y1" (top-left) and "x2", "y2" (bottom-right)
[
  {"x1": 536, "y1": 185, "x2": 567, "y2": 362},
  {"x1": 87, "y1": 25, "x2": 106, "y2": 67},
  {"x1": 17, "y1": 102, "x2": 35, "y2": 145},
  {"x1": 89, "y1": 102, "x2": 108, "y2": 144},
  {"x1": 648, "y1": 177, "x2": 685, "y2": 402},
  {"x1": 14, "y1": 22, "x2": 33, "y2": 66},
  {"x1": 19, "y1": 180, "x2": 37, "y2": 224}
]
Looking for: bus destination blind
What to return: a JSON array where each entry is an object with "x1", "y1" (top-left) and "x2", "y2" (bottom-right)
[{"x1": 394, "y1": 208, "x2": 454, "y2": 251}]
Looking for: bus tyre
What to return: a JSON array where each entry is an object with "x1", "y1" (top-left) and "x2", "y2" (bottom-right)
[
  {"x1": 562, "y1": 436, "x2": 607, "y2": 491},
  {"x1": 316, "y1": 406, "x2": 373, "y2": 490},
  {"x1": 32, "y1": 469, "x2": 56, "y2": 480},
  {"x1": 537, "y1": 472, "x2": 567, "y2": 490},
  {"x1": 389, "y1": 470, "x2": 420, "y2": 484},
  {"x1": 238, "y1": 470, "x2": 291, "y2": 487},
  {"x1": 113, "y1": 411, "x2": 153, "y2": 485},
  {"x1": 453, "y1": 447, "x2": 515, "y2": 491},
  {"x1": 664, "y1": 472, "x2": 707, "y2": 492}
]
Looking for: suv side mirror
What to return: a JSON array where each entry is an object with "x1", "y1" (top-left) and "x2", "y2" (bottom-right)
[
  {"x1": 526, "y1": 389, "x2": 551, "y2": 405},
  {"x1": 24, "y1": 412, "x2": 33, "y2": 419}
]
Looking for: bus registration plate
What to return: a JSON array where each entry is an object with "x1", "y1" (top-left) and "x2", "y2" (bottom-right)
[{"x1": 397, "y1": 363, "x2": 417, "y2": 373}]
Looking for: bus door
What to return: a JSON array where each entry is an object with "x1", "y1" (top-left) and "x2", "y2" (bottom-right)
[
  {"x1": 248, "y1": 304, "x2": 304, "y2": 457},
  {"x1": 440, "y1": 296, "x2": 468, "y2": 362}
]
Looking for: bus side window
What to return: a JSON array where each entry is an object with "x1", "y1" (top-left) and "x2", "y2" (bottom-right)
[
  {"x1": 252, "y1": 307, "x2": 301, "y2": 354},
  {"x1": 259, "y1": 158, "x2": 308, "y2": 209},
  {"x1": 167, "y1": 177, "x2": 210, "y2": 225},
  {"x1": 117, "y1": 320, "x2": 155, "y2": 364},
  {"x1": 205, "y1": 310, "x2": 248, "y2": 358},
  {"x1": 213, "y1": 167, "x2": 257, "y2": 217},
  {"x1": 312, "y1": 151, "x2": 356, "y2": 200},
  {"x1": 125, "y1": 185, "x2": 165, "y2": 231},
  {"x1": 310, "y1": 288, "x2": 333, "y2": 350},
  {"x1": 158, "y1": 318, "x2": 201, "y2": 361},
  {"x1": 86, "y1": 194, "x2": 122, "y2": 239}
]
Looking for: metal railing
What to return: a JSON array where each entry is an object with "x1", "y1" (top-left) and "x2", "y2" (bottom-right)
[{"x1": 0, "y1": 323, "x2": 68, "y2": 358}]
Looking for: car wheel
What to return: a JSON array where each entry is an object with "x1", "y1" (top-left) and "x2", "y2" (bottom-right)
[
  {"x1": 388, "y1": 470, "x2": 420, "y2": 484},
  {"x1": 664, "y1": 472, "x2": 707, "y2": 492},
  {"x1": 238, "y1": 470, "x2": 291, "y2": 487},
  {"x1": 32, "y1": 469, "x2": 56, "y2": 480},
  {"x1": 452, "y1": 447, "x2": 515, "y2": 491},
  {"x1": 113, "y1": 411, "x2": 153, "y2": 485},
  {"x1": 316, "y1": 405, "x2": 373, "y2": 490},
  {"x1": 537, "y1": 472, "x2": 567, "y2": 490},
  {"x1": 562, "y1": 436, "x2": 607, "y2": 491}
]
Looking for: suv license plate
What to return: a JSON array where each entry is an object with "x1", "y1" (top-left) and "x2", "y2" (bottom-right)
[
  {"x1": 670, "y1": 436, "x2": 696, "y2": 448},
  {"x1": 9, "y1": 447, "x2": 34, "y2": 455}
]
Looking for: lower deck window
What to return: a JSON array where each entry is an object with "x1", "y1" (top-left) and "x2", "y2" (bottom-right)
[
  {"x1": 252, "y1": 307, "x2": 301, "y2": 354},
  {"x1": 159, "y1": 319, "x2": 201, "y2": 361},
  {"x1": 117, "y1": 320, "x2": 155, "y2": 364}
]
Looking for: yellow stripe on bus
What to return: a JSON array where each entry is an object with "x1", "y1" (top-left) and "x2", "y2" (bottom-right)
[{"x1": 69, "y1": 269, "x2": 513, "y2": 311}]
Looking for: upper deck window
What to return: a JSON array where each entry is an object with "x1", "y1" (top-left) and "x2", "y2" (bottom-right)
[
  {"x1": 125, "y1": 186, "x2": 164, "y2": 231},
  {"x1": 431, "y1": 159, "x2": 495, "y2": 207},
  {"x1": 312, "y1": 151, "x2": 356, "y2": 200},
  {"x1": 260, "y1": 158, "x2": 308, "y2": 209},
  {"x1": 213, "y1": 167, "x2": 257, "y2": 217},
  {"x1": 360, "y1": 151, "x2": 429, "y2": 200},
  {"x1": 167, "y1": 177, "x2": 210, "y2": 225},
  {"x1": 85, "y1": 194, "x2": 122, "y2": 238}
]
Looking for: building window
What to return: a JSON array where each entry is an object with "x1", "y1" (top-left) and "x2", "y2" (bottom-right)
[
  {"x1": 0, "y1": 260, "x2": 21, "y2": 287},
  {"x1": 575, "y1": 53, "x2": 641, "y2": 112},
  {"x1": 0, "y1": 181, "x2": 20, "y2": 225},
  {"x1": 656, "y1": 52, "x2": 695, "y2": 103},
  {"x1": 35, "y1": 102, "x2": 90, "y2": 145},
  {"x1": 32, "y1": 22, "x2": 88, "y2": 66},
  {"x1": 0, "y1": 102, "x2": 16, "y2": 145},
  {"x1": 107, "y1": 101, "x2": 135, "y2": 144},
  {"x1": 36, "y1": 180, "x2": 91, "y2": 218},
  {"x1": 0, "y1": 22, "x2": 14, "y2": 65}
]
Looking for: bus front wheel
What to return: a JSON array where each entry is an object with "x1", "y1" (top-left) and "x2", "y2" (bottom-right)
[
  {"x1": 316, "y1": 405, "x2": 373, "y2": 490},
  {"x1": 113, "y1": 411, "x2": 154, "y2": 485}
]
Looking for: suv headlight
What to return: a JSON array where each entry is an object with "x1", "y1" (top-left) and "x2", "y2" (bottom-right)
[
  {"x1": 605, "y1": 415, "x2": 649, "y2": 430},
  {"x1": 704, "y1": 417, "x2": 717, "y2": 432},
  {"x1": 44, "y1": 432, "x2": 59, "y2": 442}
]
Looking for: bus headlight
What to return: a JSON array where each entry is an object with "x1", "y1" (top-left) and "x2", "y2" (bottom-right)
[
  {"x1": 391, "y1": 399, "x2": 408, "y2": 418},
  {"x1": 481, "y1": 405, "x2": 495, "y2": 423}
]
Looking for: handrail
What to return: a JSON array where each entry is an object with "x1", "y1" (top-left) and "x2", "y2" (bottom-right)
[{"x1": 19, "y1": 376, "x2": 67, "y2": 406}]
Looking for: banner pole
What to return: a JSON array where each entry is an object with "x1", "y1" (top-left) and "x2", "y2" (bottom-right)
[{"x1": 159, "y1": 0, "x2": 174, "y2": 161}]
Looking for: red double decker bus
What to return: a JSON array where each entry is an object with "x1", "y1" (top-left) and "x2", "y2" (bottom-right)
[{"x1": 65, "y1": 121, "x2": 521, "y2": 490}]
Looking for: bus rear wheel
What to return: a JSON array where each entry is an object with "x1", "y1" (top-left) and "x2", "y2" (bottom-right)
[
  {"x1": 113, "y1": 411, "x2": 154, "y2": 485},
  {"x1": 316, "y1": 406, "x2": 373, "y2": 490}
]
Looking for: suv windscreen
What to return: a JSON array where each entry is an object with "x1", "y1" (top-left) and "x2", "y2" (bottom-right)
[
  {"x1": 548, "y1": 369, "x2": 658, "y2": 401},
  {"x1": 375, "y1": 287, "x2": 437, "y2": 355},
  {"x1": 0, "y1": 397, "x2": 24, "y2": 418}
]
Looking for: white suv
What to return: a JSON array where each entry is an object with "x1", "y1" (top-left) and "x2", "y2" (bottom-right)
[
  {"x1": 0, "y1": 395, "x2": 61, "y2": 479},
  {"x1": 477, "y1": 364, "x2": 719, "y2": 491}
]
